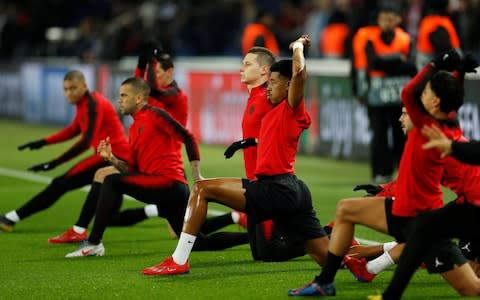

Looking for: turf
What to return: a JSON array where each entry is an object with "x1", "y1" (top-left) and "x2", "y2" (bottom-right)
[{"x1": 0, "y1": 119, "x2": 460, "y2": 299}]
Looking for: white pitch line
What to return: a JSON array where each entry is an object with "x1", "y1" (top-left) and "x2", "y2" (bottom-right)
[{"x1": 0, "y1": 166, "x2": 380, "y2": 245}]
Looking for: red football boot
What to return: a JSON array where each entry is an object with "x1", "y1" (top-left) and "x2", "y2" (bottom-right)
[
  {"x1": 48, "y1": 228, "x2": 88, "y2": 244},
  {"x1": 343, "y1": 256, "x2": 376, "y2": 283},
  {"x1": 143, "y1": 256, "x2": 190, "y2": 275}
]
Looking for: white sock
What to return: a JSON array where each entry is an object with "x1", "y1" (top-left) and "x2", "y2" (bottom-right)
[
  {"x1": 73, "y1": 225, "x2": 86, "y2": 234},
  {"x1": 383, "y1": 241, "x2": 398, "y2": 252},
  {"x1": 144, "y1": 204, "x2": 159, "y2": 218},
  {"x1": 231, "y1": 211, "x2": 240, "y2": 223},
  {"x1": 172, "y1": 232, "x2": 197, "y2": 265},
  {"x1": 5, "y1": 211, "x2": 20, "y2": 223},
  {"x1": 366, "y1": 251, "x2": 395, "y2": 274}
]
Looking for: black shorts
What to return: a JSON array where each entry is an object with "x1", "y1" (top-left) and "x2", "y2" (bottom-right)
[
  {"x1": 459, "y1": 239, "x2": 480, "y2": 261},
  {"x1": 384, "y1": 197, "x2": 415, "y2": 243},
  {"x1": 243, "y1": 174, "x2": 326, "y2": 245},
  {"x1": 424, "y1": 239, "x2": 467, "y2": 274}
]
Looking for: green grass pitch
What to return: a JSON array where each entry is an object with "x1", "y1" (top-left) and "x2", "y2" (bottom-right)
[{"x1": 0, "y1": 119, "x2": 460, "y2": 299}]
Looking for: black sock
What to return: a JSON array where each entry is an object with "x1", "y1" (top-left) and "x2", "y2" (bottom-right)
[
  {"x1": 192, "y1": 232, "x2": 249, "y2": 251},
  {"x1": 75, "y1": 182, "x2": 102, "y2": 228},
  {"x1": 108, "y1": 208, "x2": 147, "y2": 226},
  {"x1": 315, "y1": 251, "x2": 343, "y2": 284},
  {"x1": 201, "y1": 213, "x2": 234, "y2": 234}
]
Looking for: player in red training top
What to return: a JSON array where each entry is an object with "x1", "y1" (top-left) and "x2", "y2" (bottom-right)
[
  {"x1": 0, "y1": 70, "x2": 129, "y2": 233},
  {"x1": 288, "y1": 50, "x2": 467, "y2": 297},
  {"x1": 223, "y1": 46, "x2": 305, "y2": 261},
  {"x1": 380, "y1": 54, "x2": 480, "y2": 300},
  {"x1": 47, "y1": 43, "x2": 192, "y2": 243},
  {"x1": 140, "y1": 35, "x2": 336, "y2": 277},
  {"x1": 64, "y1": 77, "x2": 202, "y2": 257}
]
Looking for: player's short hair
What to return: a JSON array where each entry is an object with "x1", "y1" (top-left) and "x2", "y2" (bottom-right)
[
  {"x1": 430, "y1": 71, "x2": 464, "y2": 113},
  {"x1": 121, "y1": 77, "x2": 151, "y2": 98},
  {"x1": 270, "y1": 59, "x2": 293, "y2": 80},
  {"x1": 247, "y1": 47, "x2": 276, "y2": 67},
  {"x1": 64, "y1": 70, "x2": 85, "y2": 82},
  {"x1": 153, "y1": 53, "x2": 174, "y2": 70}
]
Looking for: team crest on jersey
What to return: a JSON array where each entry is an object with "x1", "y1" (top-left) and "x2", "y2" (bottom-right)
[{"x1": 249, "y1": 105, "x2": 255, "y2": 114}]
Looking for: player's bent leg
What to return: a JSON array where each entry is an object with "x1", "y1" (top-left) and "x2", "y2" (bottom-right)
[
  {"x1": 328, "y1": 197, "x2": 387, "y2": 258},
  {"x1": 441, "y1": 263, "x2": 480, "y2": 296},
  {"x1": 182, "y1": 178, "x2": 244, "y2": 235},
  {"x1": 304, "y1": 236, "x2": 330, "y2": 267},
  {"x1": 93, "y1": 166, "x2": 119, "y2": 183}
]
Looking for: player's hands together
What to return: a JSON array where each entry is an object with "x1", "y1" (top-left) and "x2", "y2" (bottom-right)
[
  {"x1": 18, "y1": 139, "x2": 46, "y2": 151},
  {"x1": 353, "y1": 184, "x2": 383, "y2": 196},
  {"x1": 97, "y1": 137, "x2": 113, "y2": 161},
  {"x1": 289, "y1": 34, "x2": 311, "y2": 49},
  {"x1": 28, "y1": 160, "x2": 57, "y2": 172},
  {"x1": 432, "y1": 49, "x2": 460, "y2": 72},
  {"x1": 460, "y1": 53, "x2": 479, "y2": 74},
  {"x1": 138, "y1": 40, "x2": 163, "y2": 70},
  {"x1": 224, "y1": 138, "x2": 257, "y2": 159}
]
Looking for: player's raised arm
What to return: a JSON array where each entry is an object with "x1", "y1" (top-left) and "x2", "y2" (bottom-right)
[{"x1": 288, "y1": 35, "x2": 310, "y2": 108}]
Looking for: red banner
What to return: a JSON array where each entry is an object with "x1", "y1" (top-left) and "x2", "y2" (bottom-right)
[{"x1": 188, "y1": 71, "x2": 247, "y2": 144}]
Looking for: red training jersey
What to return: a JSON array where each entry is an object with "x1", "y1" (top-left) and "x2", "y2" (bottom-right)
[
  {"x1": 45, "y1": 91, "x2": 129, "y2": 164},
  {"x1": 393, "y1": 64, "x2": 463, "y2": 217},
  {"x1": 127, "y1": 105, "x2": 200, "y2": 184},
  {"x1": 255, "y1": 100, "x2": 311, "y2": 177},
  {"x1": 135, "y1": 66, "x2": 188, "y2": 126},
  {"x1": 442, "y1": 135, "x2": 480, "y2": 207},
  {"x1": 241, "y1": 83, "x2": 274, "y2": 180}
]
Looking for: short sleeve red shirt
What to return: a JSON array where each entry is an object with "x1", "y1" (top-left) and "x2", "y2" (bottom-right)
[
  {"x1": 254, "y1": 100, "x2": 311, "y2": 177},
  {"x1": 241, "y1": 84, "x2": 274, "y2": 180}
]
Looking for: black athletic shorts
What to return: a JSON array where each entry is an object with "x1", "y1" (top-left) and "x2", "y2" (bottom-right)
[
  {"x1": 243, "y1": 174, "x2": 326, "y2": 245},
  {"x1": 459, "y1": 240, "x2": 480, "y2": 261},
  {"x1": 384, "y1": 197, "x2": 415, "y2": 243},
  {"x1": 424, "y1": 239, "x2": 467, "y2": 274}
]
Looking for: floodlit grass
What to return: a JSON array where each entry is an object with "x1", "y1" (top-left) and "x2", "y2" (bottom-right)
[{"x1": 0, "y1": 119, "x2": 460, "y2": 299}]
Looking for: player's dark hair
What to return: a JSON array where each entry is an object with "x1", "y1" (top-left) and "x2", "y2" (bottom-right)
[
  {"x1": 153, "y1": 53, "x2": 174, "y2": 70},
  {"x1": 248, "y1": 47, "x2": 276, "y2": 67},
  {"x1": 270, "y1": 59, "x2": 293, "y2": 79},
  {"x1": 122, "y1": 77, "x2": 151, "y2": 98},
  {"x1": 430, "y1": 71, "x2": 464, "y2": 113},
  {"x1": 64, "y1": 70, "x2": 85, "y2": 82}
]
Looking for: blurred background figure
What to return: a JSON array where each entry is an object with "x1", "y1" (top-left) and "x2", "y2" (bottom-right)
[
  {"x1": 351, "y1": 2, "x2": 417, "y2": 184},
  {"x1": 415, "y1": 0, "x2": 461, "y2": 70},
  {"x1": 241, "y1": 9, "x2": 280, "y2": 56}
]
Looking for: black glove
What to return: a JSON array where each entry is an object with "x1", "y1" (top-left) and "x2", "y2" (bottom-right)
[
  {"x1": 137, "y1": 40, "x2": 163, "y2": 70},
  {"x1": 18, "y1": 139, "x2": 46, "y2": 151},
  {"x1": 460, "y1": 53, "x2": 479, "y2": 74},
  {"x1": 353, "y1": 184, "x2": 383, "y2": 196},
  {"x1": 432, "y1": 49, "x2": 461, "y2": 72},
  {"x1": 28, "y1": 160, "x2": 57, "y2": 172},
  {"x1": 224, "y1": 138, "x2": 256, "y2": 159}
]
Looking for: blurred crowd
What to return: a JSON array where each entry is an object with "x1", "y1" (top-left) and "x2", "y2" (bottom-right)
[{"x1": 0, "y1": 0, "x2": 479, "y2": 62}]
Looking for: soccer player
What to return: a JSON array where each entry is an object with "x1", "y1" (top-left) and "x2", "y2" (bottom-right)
[
  {"x1": 140, "y1": 35, "x2": 336, "y2": 276},
  {"x1": 0, "y1": 70, "x2": 129, "y2": 233},
  {"x1": 377, "y1": 124, "x2": 480, "y2": 299},
  {"x1": 223, "y1": 46, "x2": 305, "y2": 262},
  {"x1": 49, "y1": 44, "x2": 242, "y2": 243},
  {"x1": 63, "y1": 76, "x2": 200, "y2": 257},
  {"x1": 288, "y1": 50, "x2": 466, "y2": 296},
  {"x1": 65, "y1": 77, "x2": 248, "y2": 257}
]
